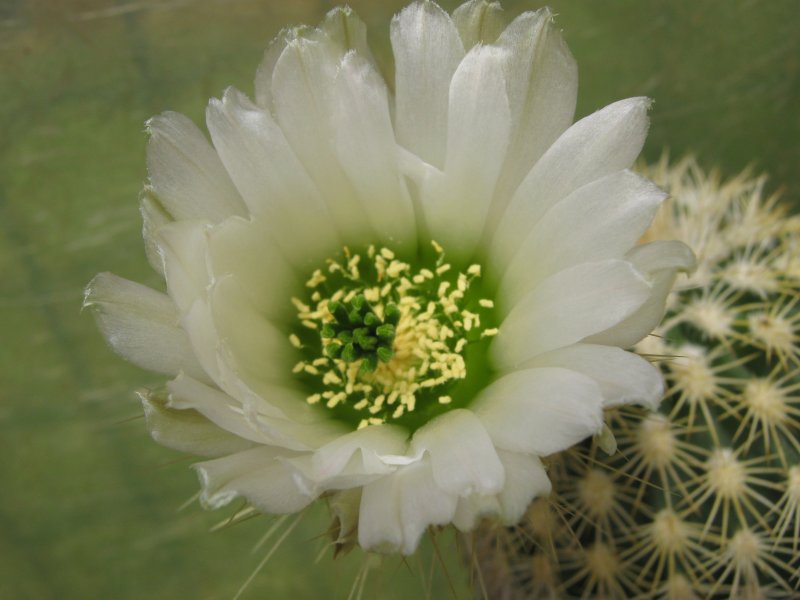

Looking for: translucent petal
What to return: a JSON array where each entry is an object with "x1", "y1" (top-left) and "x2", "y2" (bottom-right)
[
  {"x1": 474, "y1": 367, "x2": 604, "y2": 455},
  {"x1": 391, "y1": 0, "x2": 464, "y2": 167},
  {"x1": 410, "y1": 409, "x2": 504, "y2": 496},
  {"x1": 194, "y1": 446, "x2": 311, "y2": 514},
  {"x1": 500, "y1": 170, "x2": 666, "y2": 306},
  {"x1": 492, "y1": 97, "x2": 651, "y2": 271},
  {"x1": 145, "y1": 111, "x2": 246, "y2": 222},
  {"x1": 84, "y1": 272, "x2": 207, "y2": 381},
  {"x1": 525, "y1": 344, "x2": 664, "y2": 409},
  {"x1": 493, "y1": 260, "x2": 652, "y2": 368}
]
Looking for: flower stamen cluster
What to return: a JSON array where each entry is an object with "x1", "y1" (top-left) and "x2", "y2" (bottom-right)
[{"x1": 290, "y1": 242, "x2": 496, "y2": 430}]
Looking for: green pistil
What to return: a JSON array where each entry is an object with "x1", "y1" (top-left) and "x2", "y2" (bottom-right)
[{"x1": 322, "y1": 294, "x2": 398, "y2": 374}]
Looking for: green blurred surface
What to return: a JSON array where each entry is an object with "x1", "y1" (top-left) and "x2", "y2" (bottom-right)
[{"x1": 0, "y1": 0, "x2": 797, "y2": 598}]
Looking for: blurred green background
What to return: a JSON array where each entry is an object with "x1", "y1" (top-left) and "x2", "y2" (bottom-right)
[{"x1": 0, "y1": 0, "x2": 797, "y2": 598}]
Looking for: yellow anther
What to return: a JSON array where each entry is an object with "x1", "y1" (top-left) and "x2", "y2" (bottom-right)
[
  {"x1": 436, "y1": 264, "x2": 451, "y2": 275},
  {"x1": 306, "y1": 269, "x2": 327, "y2": 288},
  {"x1": 289, "y1": 334, "x2": 303, "y2": 349}
]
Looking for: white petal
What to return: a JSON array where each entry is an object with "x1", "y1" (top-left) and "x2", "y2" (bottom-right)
[
  {"x1": 525, "y1": 344, "x2": 664, "y2": 410},
  {"x1": 332, "y1": 52, "x2": 417, "y2": 248},
  {"x1": 140, "y1": 190, "x2": 171, "y2": 278},
  {"x1": 493, "y1": 260, "x2": 652, "y2": 368},
  {"x1": 254, "y1": 28, "x2": 292, "y2": 110},
  {"x1": 424, "y1": 44, "x2": 511, "y2": 257},
  {"x1": 411, "y1": 409, "x2": 504, "y2": 496},
  {"x1": 205, "y1": 88, "x2": 339, "y2": 265},
  {"x1": 205, "y1": 216, "x2": 300, "y2": 323},
  {"x1": 317, "y1": 6, "x2": 376, "y2": 64},
  {"x1": 284, "y1": 425, "x2": 408, "y2": 496},
  {"x1": 139, "y1": 389, "x2": 254, "y2": 457},
  {"x1": 626, "y1": 239, "x2": 698, "y2": 274},
  {"x1": 474, "y1": 367, "x2": 604, "y2": 455},
  {"x1": 362, "y1": 457, "x2": 461, "y2": 555},
  {"x1": 492, "y1": 97, "x2": 651, "y2": 271},
  {"x1": 169, "y1": 371, "x2": 339, "y2": 453},
  {"x1": 488, "y1": 8, "x2": 578, "y2": 221},
  {"x1": 391, "y1": 0, "x2": 465, "y2": 167},
  {"x1": 358, "y1": 472, "x2": 403, "y2": 553},
  {"x1": 256, "y1": 8, "x2": 374, "y2": 110},
  {"x1": 83, "y1": 272, "x2": 207, "y2": 381},
  {"x1": 207, "y1": 275, "x2": 292, "y2": 387},
  {"x1": 452, "y1": 493, "x2": 500, "y2": 531},
  {"x1": 271, "y1": 36, "x2": 374, "y2": 243},
  {"x1": 194, "y1": 445, "x2": 312, "y2": 514},
  {"x1": 145, "y1": 112, "x2": 246, "y2": 222},
  {"x1": 495, "y1": 450, "x2": 551, "y2": 524},
  {"x1": 167, "y1": 374, "x2": 269, "y2": 444},
  {"x1": 500, "y1": 170, "x2": 666, "y2": 306},
  {"x1": 181, "y1": 299, "x2": 222, "y2": 384},
  {"x1": 585, "y1": 241, "x2": 695, "y2": 348},
  {"x1": 452, "y1": 0, "x2": 505, "y2": 48},
  {"x1": 157, "y1": 220, "x2": 211, "y2": 314}
]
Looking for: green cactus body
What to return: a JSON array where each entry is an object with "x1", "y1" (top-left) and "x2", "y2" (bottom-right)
[{"x1": 472, "y1": 157, "x2": 800, "y2": 599}]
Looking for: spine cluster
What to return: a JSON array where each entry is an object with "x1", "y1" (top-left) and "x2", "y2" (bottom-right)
[{"x1": 470, "y1": 157, "x2": 800, "y2": 599}]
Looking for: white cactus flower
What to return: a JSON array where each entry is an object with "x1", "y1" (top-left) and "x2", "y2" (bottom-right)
[{"x1": 85, "y1": 0, "x2": 694, "y2": 555}]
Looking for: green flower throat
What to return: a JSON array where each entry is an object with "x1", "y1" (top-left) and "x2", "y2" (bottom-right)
[{"x1": 289, "y1": 242, "x2": 499, "y2": 432}]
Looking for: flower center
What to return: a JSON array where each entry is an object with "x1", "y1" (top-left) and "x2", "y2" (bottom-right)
[{"x1": 289, "y1": 242, "x2": 497, "y2": 431}]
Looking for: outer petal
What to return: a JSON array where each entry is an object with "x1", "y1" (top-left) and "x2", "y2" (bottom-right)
[
  {"x1": 167, "y1": 374, "x2": 335, "y2": 452},
  {"x1": 493, "y1": 260, "x2": 652, "y2": 368},
  {"x1": 205, "y1": 87, "x2": 339, "y2": 266},
  {"x1": 145, "y1": 112, "x2": 246, "y2": 222},
  {"x1": 453, "y1": 494, "x2": 501, "y2": 531},
  {"x1": 410, "y1": 409, "x2": 504, "y2": 496},
  {"x1": 139, "y1": 389, "x2": 254, "y2": 458},
  {"x1": 488, "y1": 8, "x2": 578, "y2": 222},
  {"x1": 474, "y1": 367, "x2": 604, "y2": 455},
  {"x1": 167, "y1": 374, "x2": 272, "y2": 444},
  {"x1": 283, "y1": 425, "x2": 408, "y2": 496},
  {"x1": 207, "y1": 274, "x2": 291, "y2": 387},
  {"x1": 332, "y1": 52, "x2": 417, "y2": 248},
  {"x1": 194, "y1": 446, "x2": 312, "y2": 514},
  {"x1": 452, "y1": 0, "x2": 505, "y2": 48},
  {"x1": 157, "y1": 220, "x2": 211, "y2": 314},
  {"x1": 358, "y1": 457, "x2": 458, "y2": 555},
  {"x1": 254, "y1": 28, "x2": 293, "y2": 111},
  {"x1": 391, "y1": 0, "x2": 465, "y2": 167},
  {"x1": 524, "y1": 343, "x2": 664, "y2": 410},
  {"x1": 492, "y1": 97, "x2": 651, "y2": 272},
  {"x1": 585, "y1": 241, "x2": 696, "y2": 348},
  {"x1": 495, "y1": 450, "x2": 551, "y2": 524},
  {"x1": 424, "y1": 45, "x2": 511, "y2": 257},
  {"x1": 205, "y1": 216, "x2": 300, "y2": 323},
  {"x1": 256, "y1": 7, "x2": 375, "y2": 111},
  {"x1": 357, "y1": 472, "x2": 403, "y2": 553},
  {"x1": 271, "y1": 36, "x2": 373, "y2": 243},
  {"x1": 500, "y1": 170, "x2": 666, "y2": 305},
  {"x1": 316, "y1": 6, "x2": 376, "y2": 64},
  {"x1": 83, "y1": 272, "x2": 207, "y2": 381},
  {"x1": 140, "y1": 190, "x2": 171, "y2": 278}
]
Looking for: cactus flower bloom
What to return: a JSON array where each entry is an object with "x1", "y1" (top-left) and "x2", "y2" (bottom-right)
[{"x1": 85, "y1": 0, "x2": 694, "y2": 555}]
